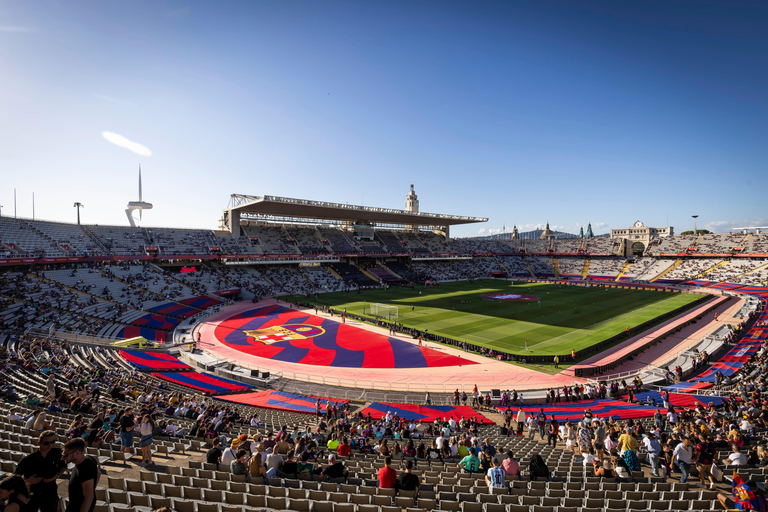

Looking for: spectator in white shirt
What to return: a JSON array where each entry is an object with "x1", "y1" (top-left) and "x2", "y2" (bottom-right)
[
  {"x1": 667, "y1": 410, "x2": 679, "y2": 425},
  {"x1": 672, "y1": 436, "x2": 695, "y2": 483},
  {"x1": 726, "y1": 445, "x2": 747, "y2": 466}
]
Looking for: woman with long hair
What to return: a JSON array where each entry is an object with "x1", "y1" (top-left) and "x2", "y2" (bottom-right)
[
  {"x1": 379, "y1": 439, "x2": 390, "y2": 457},
  {"x1": 138, "y1": 414, "x2": 156, "y2": 465},
  {"x1": 33, "y1": 412, "x2": 51, "y2": 432},
  {"x1": 0, "y1": 475, "x2": 31, "y2": 512},
  {"x1": 68, "y1": 415, "x2": 86, "y2": 439}
]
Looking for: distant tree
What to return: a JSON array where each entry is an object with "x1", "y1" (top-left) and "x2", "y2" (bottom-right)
[{"x1": 679, "y1": 230, "x2": 711, "y2": 235}]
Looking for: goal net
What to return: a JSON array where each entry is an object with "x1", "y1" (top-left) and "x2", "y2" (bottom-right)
[{"x1": 370, "y1": 303, "x2": 399, "y2": 320}]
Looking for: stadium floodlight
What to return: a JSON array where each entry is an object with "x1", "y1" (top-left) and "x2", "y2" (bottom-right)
[
  {"x1": 370, "y1": 303, "x2": 399, "y2": 321},
  {"x1": 73, "y1": 202, "x2": 84, "y2": 225},
  {"x1": 692, "y1": 215, "x2": 699, "y2": 235}
]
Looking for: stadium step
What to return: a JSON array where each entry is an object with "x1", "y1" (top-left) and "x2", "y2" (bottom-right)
[
  {"x1": 649, "y1": 259, "x2": 683, "y2": 282},
  {"x1": 738, "y1": 260, "x2": 768, "y2": 281},
  {"x1": 358, "y1": 267, "x2": 381, "y2": 283},
  {"x1": 580, "y1": 259, "x2": 591, "y2": 279},
  {"x1": 694, "y1": 260, "x2": 728, "y2": 280},
  {"x1": 552, "y1": 258, "x2": 560, "y2": 278},
  {"x1": 525, "y1": 260, "x2": 536, "y2": 277},
  {"x1": 382, "y1": 264, "x2": 404, "y2": 279},
  {"x1": 615, "y1": 261, "x2": 632, "y2": 281},
  {"x1": 325, "y1": 266, "x2": 344, "y2": 280}
]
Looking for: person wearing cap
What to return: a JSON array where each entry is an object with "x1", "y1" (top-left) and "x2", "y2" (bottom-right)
[
  {"x1": 460, "y1": 447, "x2": 481, "y2": 474},
  {"x1": 221, "y1": 438, "x2": 240, "y2": 466},
  {"x1": 320, "y1": 453, "x2": 348, "y2": 483},
  {"x1": 642, "y1": 431, "x2": 662, "y2": 477}
]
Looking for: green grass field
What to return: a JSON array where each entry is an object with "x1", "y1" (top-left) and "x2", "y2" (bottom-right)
[{"x1": 284, "y1": 280, "x2": 701, "y2": 355}]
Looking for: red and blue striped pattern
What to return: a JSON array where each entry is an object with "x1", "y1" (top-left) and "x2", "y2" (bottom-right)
[
  {"x1": 119, "y1": 350, "x2": 190, "y2": 371},
  {"x1": 216, "y1": 390, "x2": 349, "y2": 414},
  {"x1": 131, "y1": 313, "x2": 179, "y2": 330},
  {"x1": 662, "y1": 382, "x2": 714, "y2": 393},
  {"x1": 117, "y1": 326, "x2": 167, "y2": 342},
  {"x1": 151, "y1": 372, "x2": 251, "y2": 395},
  {"x1": 494, "y1": 392, "x2": 724, "y2": 421},
  {"x1": 362, "y1": 403, "x2": 494, "y2": 424},
  {"x1": 181, "y1": 296, "x2": 223, "y2": 309},
  {"x1": 148, "y1": 302, "x2": 200, "y2": 319}
]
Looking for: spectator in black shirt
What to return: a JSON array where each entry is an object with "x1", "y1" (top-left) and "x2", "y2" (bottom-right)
[
  {"x1": 319, "y1": 454, "x2": 348, "y2": 483},
  {"x1": 395, "y1": 460, "x2": 420, "y2": 496},
  {"x1": 62, "y1": 438, "x2": 99, "y2": 512},
  {"x1": 0, "y1": 474, "x2": 32, "y2": 512},
  {"x1": 206, "y1": 438, "x2": 223, "y2": 465},
  {"x1": 15, "y1": 430, "x2": 66, "y2": 512},
  {"x1": 280, "y1": 451, "x2": 298, "y2": 478}
]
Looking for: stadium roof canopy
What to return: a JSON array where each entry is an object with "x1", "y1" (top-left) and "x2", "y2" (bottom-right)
[{"x1": 226, "y1": 194, "x2": 487, "y2": 227}]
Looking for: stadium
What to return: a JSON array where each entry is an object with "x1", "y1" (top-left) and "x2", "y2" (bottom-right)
[
  {"x1": 3, "y1": 2, "x2": 768, "y2": 511},
  {"x1": 1, "y1": 184, "x2": 767, "y2": 512}
]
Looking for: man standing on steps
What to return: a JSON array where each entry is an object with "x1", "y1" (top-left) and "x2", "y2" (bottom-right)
[
  {"x1": 15, "y1": 430, "x2": 66, "y2": 512},
  {"x1": 63, "y1": 438, "x2": 100, "y2": 512}
]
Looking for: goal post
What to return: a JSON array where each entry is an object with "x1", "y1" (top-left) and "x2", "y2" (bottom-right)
[{"x1": 370, "y1": 303, "x2": 399, "y2": 321}]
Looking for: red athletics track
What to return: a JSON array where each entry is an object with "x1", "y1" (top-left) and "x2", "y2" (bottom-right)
[{"x1": 196, "y1": 298, "x2": 582, "y2": 392}]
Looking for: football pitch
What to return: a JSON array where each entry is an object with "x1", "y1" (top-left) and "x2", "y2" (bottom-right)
[{"x1": 283, "y1": 280, "x2": 701, "y2": 355}]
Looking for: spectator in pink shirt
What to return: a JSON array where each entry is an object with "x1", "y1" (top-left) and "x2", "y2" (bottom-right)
[{"x1": 501, "y1": 450, "x2": 519, "y2": 478}]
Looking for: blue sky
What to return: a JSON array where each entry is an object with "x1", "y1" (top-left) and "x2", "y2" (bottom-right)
[{"x1": 1, "y1": 0, "x2": 766, "y2": 237}]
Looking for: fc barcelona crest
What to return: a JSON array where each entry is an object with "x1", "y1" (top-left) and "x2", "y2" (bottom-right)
[{"x1": 243, "y1": 323, "x2": 326, "y2": 345}]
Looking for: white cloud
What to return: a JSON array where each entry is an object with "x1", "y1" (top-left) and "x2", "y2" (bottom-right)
[
  {"x1": 94, "y1": 94, "x2": 138, "y2": 108},
  {"x1": 706, "y1": 218, "x2": 768, "y2": 233},
  {"x1": 0, "y1": 26, "x2": 36, "y2": 33},
  {"x1": 102, "y1": 132, "x2": 152, "y2": 157}
]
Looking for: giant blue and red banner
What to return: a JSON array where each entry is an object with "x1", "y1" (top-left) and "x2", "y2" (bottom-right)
[
  {"x1": 131, "y1": 313, "x2": 179, "y2": 331},
  {"x1": 212, "y1": 304, "x2": 474, "y2": 369},
  {"x1": 149, "y1": 302, "x2": 201, "y2": 319},
  {"x1": 151, "y1": 372, "x2": 251, "y2": 395},
  {"x1": 493, "y1": 392, "x2": 725, "y2": 421},
  {"x1": 119, "y1": 350, "x2": 190, "y2": 371},
  {"x1": 181, "y1": 296, "x2": 223, "y2": 309},
  {"x1": 216, "y1": 390, "x2": 349, "y2": 414},
  {"x1": 361, "y1": 403, "x2": 494, "y2": 424},
  {"x1": 117, "y1": 326, "x2": 167, "y2": 342}
]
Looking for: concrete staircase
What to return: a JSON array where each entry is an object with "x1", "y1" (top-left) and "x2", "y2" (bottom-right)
[
  {"x1": 650, "y1": 259, "x2": 683, "y2": 282},
  {"x1": 615, "y1": 262, "x2": 632, "y2": 281},
  {"x1": 552, "y1": 258, "x2": 560, "y2": 278},
  {"x1": 694, "y1": 260, "x2": 728, "y2": 280},
  {"x1": 581, "y1": 260, "x2": 591, "y2": 279}
]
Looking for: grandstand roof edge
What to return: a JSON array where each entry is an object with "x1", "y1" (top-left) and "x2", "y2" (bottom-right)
[{"x1": 226, "y1": 194, "x2": 488, "y2": 226}]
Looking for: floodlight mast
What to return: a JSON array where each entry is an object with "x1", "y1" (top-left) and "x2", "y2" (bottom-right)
[{"x1": 73, "y1": 202, "x2": 84, "y2": 225}]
